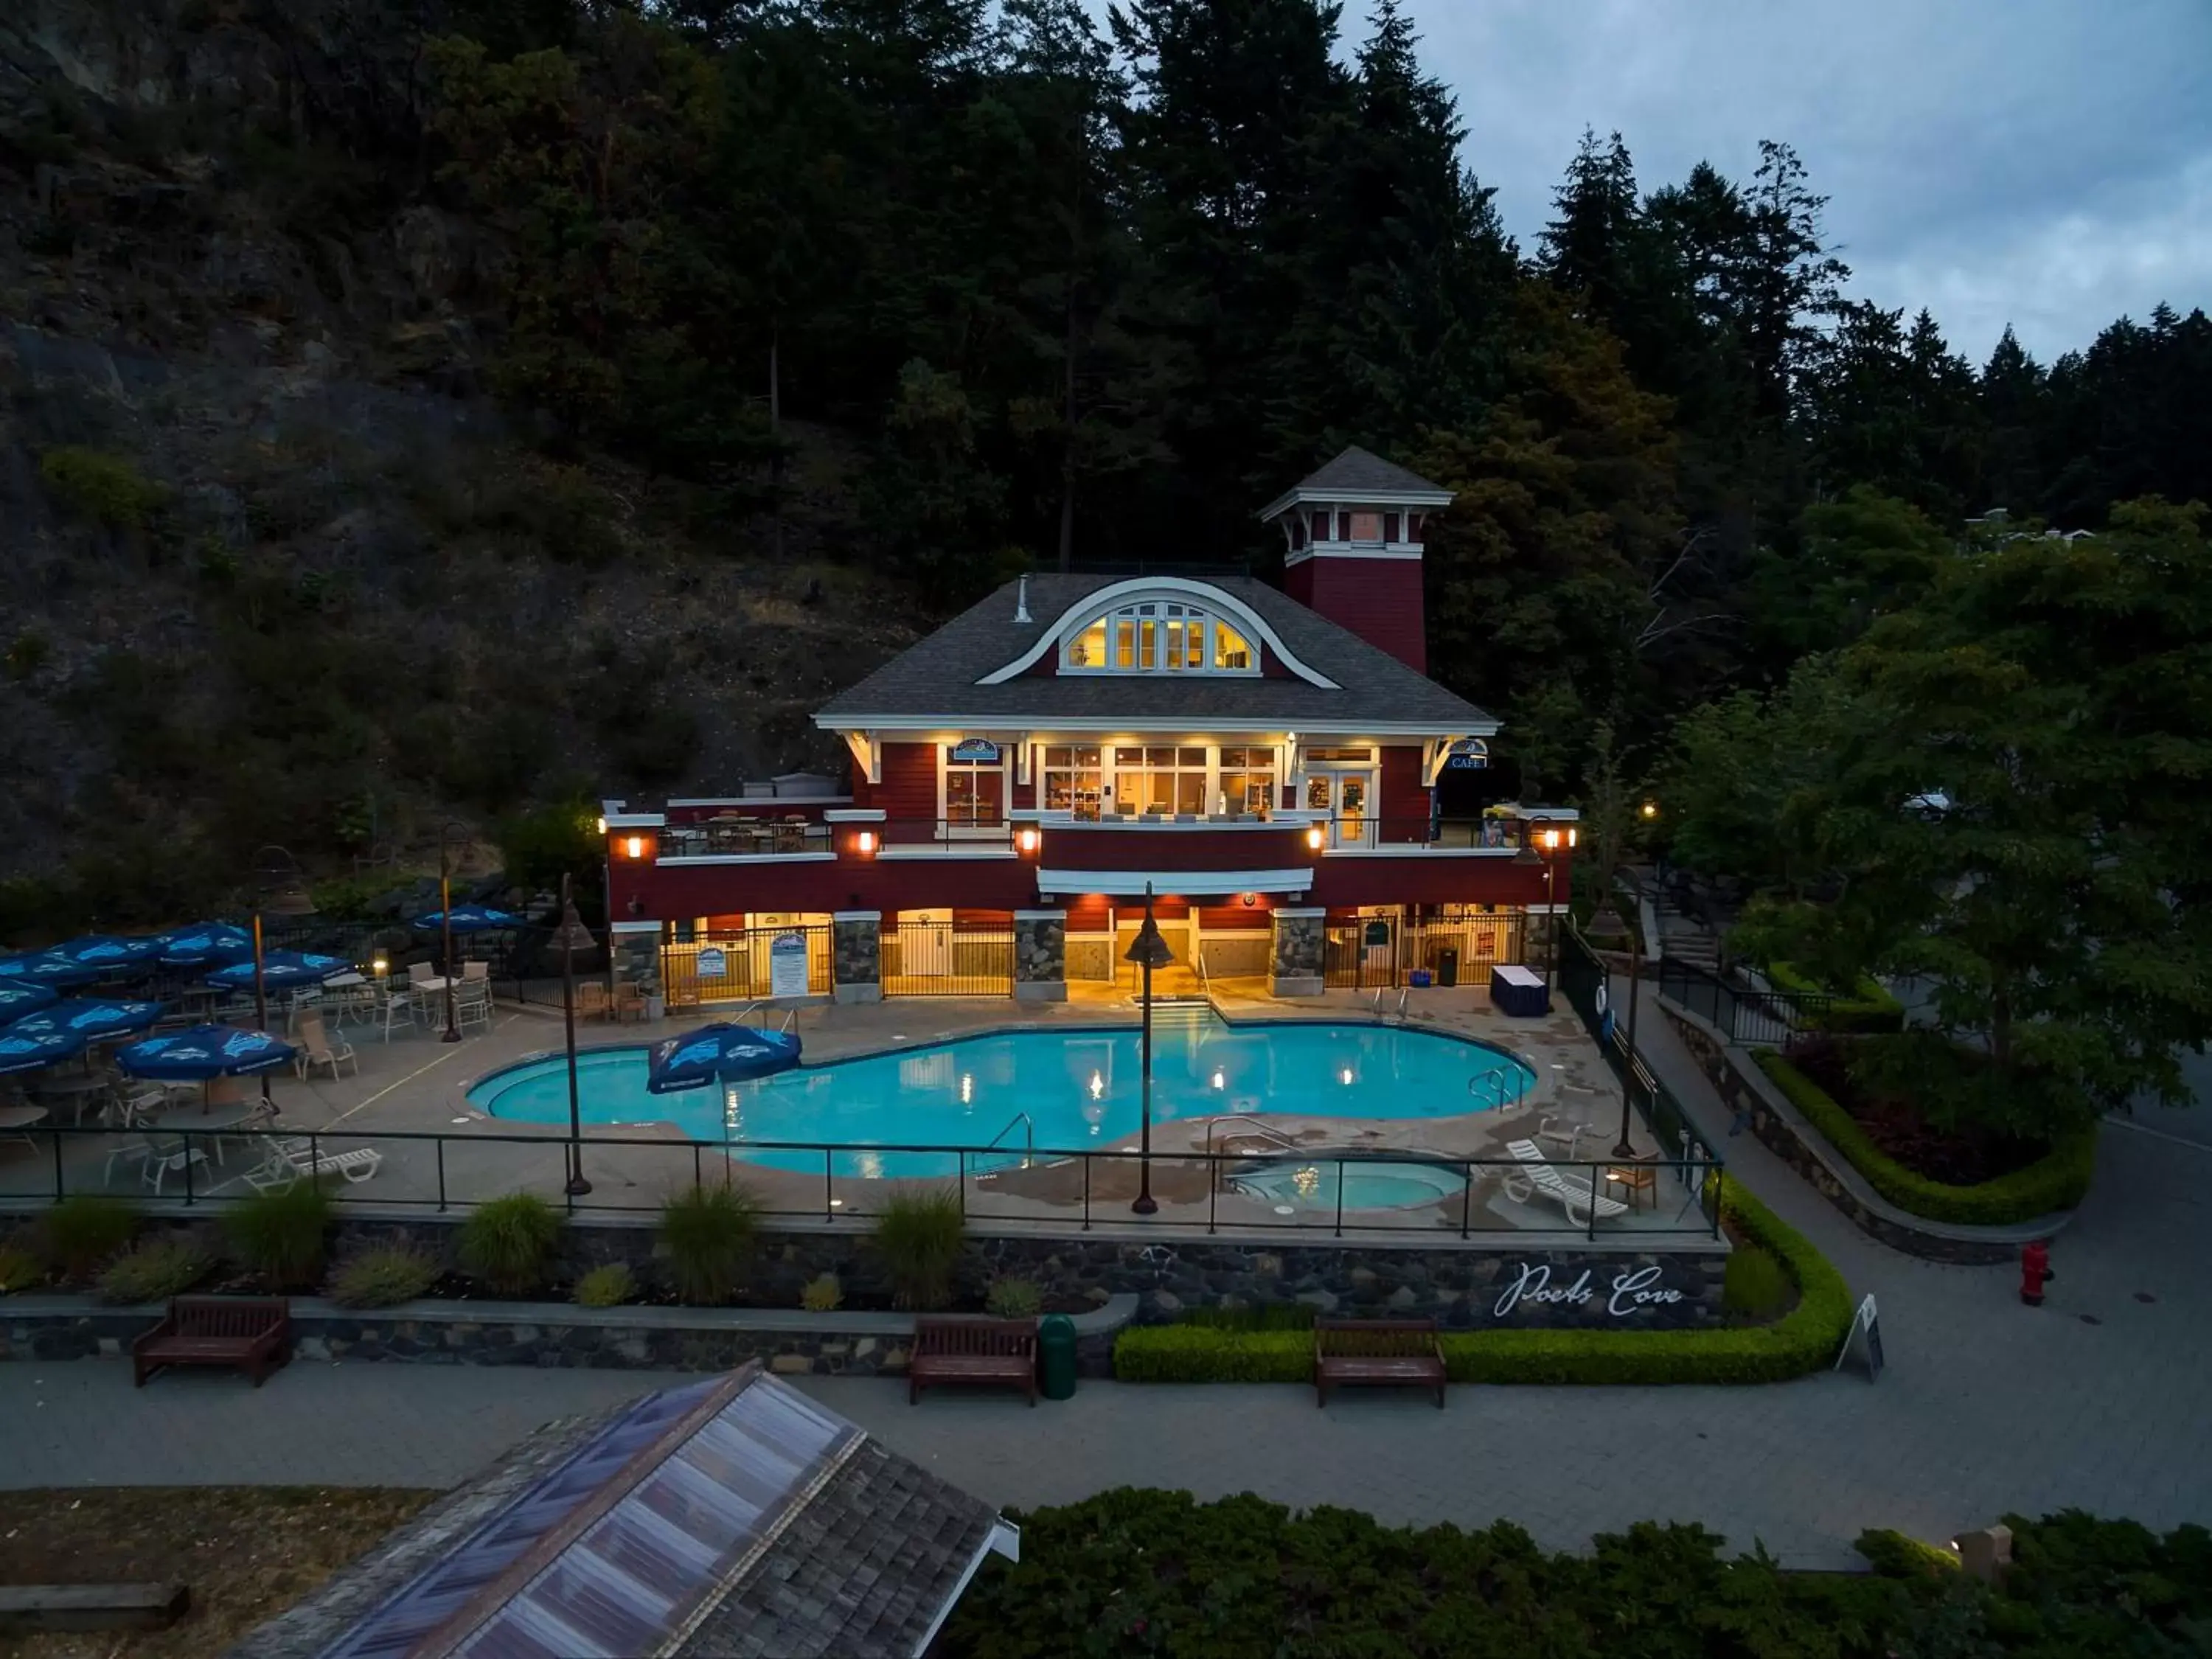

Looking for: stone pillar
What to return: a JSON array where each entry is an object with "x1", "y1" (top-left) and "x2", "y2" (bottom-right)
[
  {"x1": 1269, "y1": 908, "x2": 1325, "y2": 997},
  {"x1": 1012, "y1": 909, "x2": 1067, "y2": 1004},
  {"x1": 832, "y1": 911, "x2": 882, "y2": 1004},
  {"x1": 609, "y1": 922, "x2": 664, "y2": 998}
]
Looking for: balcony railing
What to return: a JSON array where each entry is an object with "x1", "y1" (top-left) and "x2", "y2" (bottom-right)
[
  {"x1": 659, "y1": 816, "x2": 835, "y2": 859},
  {"x1": 1314, "y1": 817, "x2": 1543, "y2": 852}
]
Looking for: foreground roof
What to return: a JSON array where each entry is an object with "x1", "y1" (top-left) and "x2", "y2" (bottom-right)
[
  {"x1": 815, "y1": 574, "x2": 1495, "y2": 731},
  {"x1": 237, "y1": 1366, "x2": 1013, "y2": 1659}
]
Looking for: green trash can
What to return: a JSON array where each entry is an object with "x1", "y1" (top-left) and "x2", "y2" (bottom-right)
[{"x1": 1038, "y1": 1313, "x2": 1078, "y2": 1400}]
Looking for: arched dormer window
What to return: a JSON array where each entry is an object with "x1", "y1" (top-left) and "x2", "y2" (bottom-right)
[{"x1": 1062, "y1": 599, "x2": 1257, "y2": 675}]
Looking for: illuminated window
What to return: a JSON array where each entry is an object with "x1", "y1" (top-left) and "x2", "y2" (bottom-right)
[
  {"x1": 1043, "y1": 745, "x2": 1103, "y2": 819},
  {"x1": 1110, "y1": 745, "x2": 1209, "y2": 815},
  {"x1": 945, "y1": 745, "x2": 1004, "y2": 825},
  {"x1": 1062, "y1": 601, "x2": 1259, "y2": 675},
  {"x1": 1219, "y1": 745, "x2": 1277, "y2": 815}
]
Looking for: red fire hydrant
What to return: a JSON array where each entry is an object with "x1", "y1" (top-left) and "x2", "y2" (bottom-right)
[{"x1": 2020, "y1": 1240, "x2": 2053, "y2": 1307}]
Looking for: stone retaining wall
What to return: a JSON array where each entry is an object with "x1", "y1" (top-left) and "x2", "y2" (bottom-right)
[{"x1": 1660, "y1": 1001, "x2": 2061, "y2": 1265}]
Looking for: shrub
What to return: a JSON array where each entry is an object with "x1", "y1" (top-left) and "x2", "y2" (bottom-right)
[
  {"x1": 39, "y1": 446, "x2": 167, "y2": 529},
  {"x1": 457, "y1": 1192, "x2": 563, "y2": 1295},
  {"x1": 5, "y1": 629, "x2": 50, "y2": 681},
  {"x1": 800, "y1": 1273, "x2": 844, "y2": 1312},
  {"x1": 658, "y1": 1182, "x2": 762, "y2": 1304},
  {"x1": 871, "y1": 1186, "x2": 966, "y2": 1311},
  {"x1": 1114, "y1": 1178, "x2": 1854, "y2": 1386},
  {"x1": 38, "y1": 1195, "x2": 137, "y2": 1280},
  {"x1": 1765, "y1": 961, "x2": 1905, "y2": 1033},
  {"x1": 96, "y1": 1238, "x2": 215, "y2": 1305},
  {"x1": 0, "y1": 1242, "x2": 48, "y2": 1293},
  {"x1": 1722, "y1": 1244, "x2": 1793, "y2": 1320},
  {"x1": 984, "y1": 1276, "x2": 1042, "y2": 1319},
  {"x1": 328, "y1": 1245, "x2": 440, "y2": 1310},
  {"x1": 1182, "y1": 1303, "x2": 1316, "y2": 1332},
  {"x1": 574, "y1": 1263, "x2": 634, "y2": 1308},
  {"x1": 1756, "y1": 1051, "x2": 2096, "y2": 1224},
  {"x1": 221, "y1": 1180, "x2": 334, "y2": 1289},
  {"x1": 1856, "y1": 1528, "x2": 1961, "y2": 1579}
]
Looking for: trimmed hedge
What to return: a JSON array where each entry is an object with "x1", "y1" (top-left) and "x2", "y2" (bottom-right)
[
  {"x1": 1755, "y1": 1051, "x2": 2094, "y2": 1225},
  {"x1": 1766, "y1": 961, "x2": 1905, "y2": 1033},
  {"x1": 1113, "y1": 1178, "x2": 1853, "y2": 1386}
]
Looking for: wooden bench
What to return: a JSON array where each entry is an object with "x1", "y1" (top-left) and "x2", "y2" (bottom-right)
[
  {"x1": 909, "y1": 1315, "x2": 1039, "y2": 1405},
  {"x1": 1314, "y1": 1317, "x2": 1447, "y2": 1408},
  {"x1": 132, "y1": 1296, "x2": 291, "y2": 1388}
]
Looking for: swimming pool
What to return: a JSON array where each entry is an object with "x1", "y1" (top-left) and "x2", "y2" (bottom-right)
[
  {"x1": 1228, "y1": 1158, "x2": 1469, "y2": 1212},
  {"x1": 468, "y1": 1015, "x2": 1534, "y2": 1180}
]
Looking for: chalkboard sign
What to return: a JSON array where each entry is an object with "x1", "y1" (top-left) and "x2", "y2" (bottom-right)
[
  {"x1": 1363, "y1": 919, "x2": 1392, "y2": 948},
  {"x1": 1834, "y1": 1293, "x2": 1884, "y2": 1380}
]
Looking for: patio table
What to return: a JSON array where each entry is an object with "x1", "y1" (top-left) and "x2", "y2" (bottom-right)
[{"x1": 0, "y1": 1102, "x2": 47, "y2": 1152}]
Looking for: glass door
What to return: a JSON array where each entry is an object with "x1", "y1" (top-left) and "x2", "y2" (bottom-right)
[{"x1": 1304, "y1": 772, "x2": 1374, "y2": 847}]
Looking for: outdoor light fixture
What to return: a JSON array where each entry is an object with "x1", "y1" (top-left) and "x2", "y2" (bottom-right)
[
  {"x1": 1639, "y1": 801, "x2": 1659, "y2": 821},
  {"x1": 1018, "y1": 827, "x2": 1040, "y2": 854},
  {"x1": 372, "y1": 955, "x2": 388, "y2": 975},
  {"x1": 855, "y1": 830, "x2": 879, "y2": 855},
  {"x1": 1541, "y1": 828, "x2": 1561, "y2": 851},
  {"x1": 1306, "y1": 827, "x2": 1325, "y2": 851},
  {"x1": 596, "y1": 815, "x2": 608, "y2": 835},
  {"x1": 623, "y1": 835, "x2": 646, "y2": 860},
  {"x1": 1123, "y1": 883, "x2": 1175, "y2": 1217}
]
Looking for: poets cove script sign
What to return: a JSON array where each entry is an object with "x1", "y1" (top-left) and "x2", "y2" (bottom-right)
[{"x1": 1492, "y1": 1262, "x2": 1685, "y2": 1321}]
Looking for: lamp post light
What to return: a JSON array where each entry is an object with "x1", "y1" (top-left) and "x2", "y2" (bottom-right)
[
  {"x1": 1123, "y1": 883, "x2": 1174, "y2": 1217},
  {"x1": 249, "y1": 846, "x2": 316, "y2": 1106},
  {"x1": 546, "y1": 873, "x2": 600, "y2": 1197},
  {"x1": 438, "y1": 823, "x2": 465, "y2": 1043},
  {"x1": 1614, "y1": 800, "x2": 1658, "y2": 1161}
]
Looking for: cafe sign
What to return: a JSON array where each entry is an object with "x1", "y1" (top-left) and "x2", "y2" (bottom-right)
[
  {"x1": 949, "y1": 738, "x2": 1001, "y2": 763},
  {"x1": 1492, "y1": 1261, "x2": 1685, "y2": 1320}
]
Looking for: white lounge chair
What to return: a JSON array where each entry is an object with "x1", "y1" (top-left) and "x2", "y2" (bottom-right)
[
  {"x1": 243, "y1": 1136, "x2": 383, "y2": 1192},
  {"x1": 1503, "y1": 1138, "x2": 1629, "y2": 1225}
]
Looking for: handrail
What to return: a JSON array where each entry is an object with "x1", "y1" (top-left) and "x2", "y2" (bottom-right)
[
  {"x1": 1196, "y1": 946, "x2": 1212, "y2": 999},
  {"x1": 1202, "y1": 1113, "x2": 1302, "y2": 1161},
  {"x1": 975, "y1": 1109, "x2": 1033, "y2": 1173}
]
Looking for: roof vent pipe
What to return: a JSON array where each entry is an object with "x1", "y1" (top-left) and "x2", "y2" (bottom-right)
[{"x1": 1015, "y1": 574, "x2": 1031, "y2": 623}]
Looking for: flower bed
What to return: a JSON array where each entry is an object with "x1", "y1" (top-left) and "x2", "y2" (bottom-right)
[
  {"x1": 1756, "y1": 1051, "x2": 2093, "y2": 1226},
  {"x1": 1114, "y1": 1178, "x2": 1850, "y2": 1385}
]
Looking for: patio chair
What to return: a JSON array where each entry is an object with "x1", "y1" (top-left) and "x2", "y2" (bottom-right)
[
  {"x1": 243, "y1": 1136, "x2": 383, "y2": 1192},
  {"x1": 576, "y1": 981, "x2": 610, "y2": 1020},
  {"x1": 141, "y1": 1135, "x2": 210, "y2": 1196},
  {"x1": 374, "y1": 984, "x2": 415, "y2": 1042},
  {"x1": 612, "y1": 982, "x2": 647, "y2": 1023},
  {"x1": 1535, "y1": 1114, "x2": 1592, "y2": 1157},
  {"x1": 454, "y1": 981, "x2": 493, "y2": 1034},
  {"x1": 293, "y1": 1012, "x2": 359, "y2": 1081},
  {"x1": 1502, "y1": 1138, "x2": 1628, "y2": 1226}
]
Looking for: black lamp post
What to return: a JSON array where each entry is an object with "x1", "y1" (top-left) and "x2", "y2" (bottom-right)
[
  {"x1": 546, "y1": 873, "x2": 599, "y2": 1197},
  {"x1": 250, "y1": 846, "x2": 316, "y2": 1106},
  {"x1": 1124, "y1": 883, "x2": 1174, "y2": 1217},
  {"x1": 1615, "y1": 801, "x2": 1659, "y2": 1161},
  {"x1": 438, "y1": 822, "x2": 465, "y2": 1043}
]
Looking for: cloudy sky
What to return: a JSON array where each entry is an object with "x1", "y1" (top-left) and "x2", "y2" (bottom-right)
[{"x1": 1402, "y1": 0, "x2": 2212, "y2": 363}]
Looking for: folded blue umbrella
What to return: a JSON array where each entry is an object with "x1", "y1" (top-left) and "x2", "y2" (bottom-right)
[
  {"x1": 0, "y1": 952, "x2": 107, "y2": 990},
  {"x1": 204, "y1": 950, "x2": 353, "y2": 992},
  {"x1": 0, "y1": 982, "x2": 60, "y2": 1022},
  {"x1": 0, "y1": 1026, "x2": 88, "y2": 1075},
  {"x1": 50, "y1": 934, "x2": 168, "y2": 970},
  {"x1": 4, "y1": 998, "x2": 164, "y2": 1042},
  {"x1": 646, "y1": 1024, "x2": 803, "y2": 1095},
  {"x1": 412, "y1": 905, "x2": 524, "y2": 934},
  {"x1": 158, "y1": 923, "x2": 257, "y2": 968},
  {"x1": 114, "y1": 1024, "x2": 296, "y2": 1080}
]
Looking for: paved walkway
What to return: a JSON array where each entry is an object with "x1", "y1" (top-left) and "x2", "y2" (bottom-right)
[{"x1": 1, "y1": 987, "x2": 2206, "y2": 1568}]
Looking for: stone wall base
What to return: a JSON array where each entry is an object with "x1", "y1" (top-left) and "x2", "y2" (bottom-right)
[
  {"x1": 832, "y1": 984, "x2": 883, "y2": 1004},
  {"x1": 1270, "y1": 974, "x2": 1324, "y2": 998},
  {"x1": 1012, "y1": 981, "x2": 1067, "y2": 1004}
]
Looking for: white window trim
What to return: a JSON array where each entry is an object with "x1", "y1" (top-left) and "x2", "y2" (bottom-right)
[
  {"x1": 976, "y1": 577, "x2": 1339, "y2": 689},
  {"x1": 937, "y1": 741, "x2": 1012, "y2": 835},
  {"x1": 1058, "y1": 602, "x2": 1261, "y2": 678}
]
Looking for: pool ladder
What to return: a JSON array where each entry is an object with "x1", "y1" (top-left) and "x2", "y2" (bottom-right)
[
  {"x1": 1203, "y1": 1113, "x2": 1302, "y2": 1192},
  {"x1": 1370, "y1": 985, "x2": 1412, "y2": 1020},
  {"x1": 1467, "y1": 1070, "x2": 1523, "y2": 1113},
  {"x1": 973, "y1": 1110, "x2": 1034, "y2": 1177}
]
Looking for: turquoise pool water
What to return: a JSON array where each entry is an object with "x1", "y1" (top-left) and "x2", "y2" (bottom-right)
[
  {"x1": 467, "y1": 1015, "x2": 1534, "y2": 1180},
  {"x1": 1228, "y1": 1158, "x2": 1470, "y2": 1212}
]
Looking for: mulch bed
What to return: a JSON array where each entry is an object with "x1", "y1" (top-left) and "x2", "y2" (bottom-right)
[
  {"x1": 1784, "y1": 1036, "x2": 2047, "y2": 1185},
  {"x1": 0, "y1": 1487, "x2": 432, "y2": 1658}
]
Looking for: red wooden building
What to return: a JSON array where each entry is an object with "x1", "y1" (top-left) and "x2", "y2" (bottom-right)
[{"x1": 599, "y1": 449, "x2": 1577, "y2": 1005}]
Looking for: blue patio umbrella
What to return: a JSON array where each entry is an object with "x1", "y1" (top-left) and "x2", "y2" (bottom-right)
[
  {"x1": 158, "y1": 923, "x2": 257, "y2": 968},
  {"x1": 204, "y1": 950, "x2": 352, "y2": 992},
  {"x1": 0, "y1": 1026, "x2": 88, "y2": 1076},
  {"x1": 0, "y1": 951, "x2": 108, "y2": 990},
  {"x1": 646, "y1": 1025, "x2": 803, "y2": 1096},
  {"x1": 114, "y1": 1024, "x2": 297, "y2": 1080},
  {"x1": 49, "y1": 934, "x2": 168, "y2": 971},
  {"x1": 412, "y1": 905, "x2": 524, "y2": 933},
  {"x1": 0, "y1": 982, "x2": 60, "y2": 1023},
  {"x1": 4, "y1": 998, "x2": 164, "y2": 1043}
]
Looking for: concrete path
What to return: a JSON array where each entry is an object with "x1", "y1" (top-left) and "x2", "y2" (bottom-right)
[{"x1": 1, "y1": 987, "x2": 2206, "y2": 1568}]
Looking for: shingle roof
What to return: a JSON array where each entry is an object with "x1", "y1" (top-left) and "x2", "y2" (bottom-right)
[
  {"x1": 814, "y1": 574, "x2": 1495, "y2": 729},
  {"x1": 234, "y1": 1368, "x2": 1011, "y2": 1659},
  {"x1": 1290, "y1": 445, "x2": 1450, "y2": 498}
]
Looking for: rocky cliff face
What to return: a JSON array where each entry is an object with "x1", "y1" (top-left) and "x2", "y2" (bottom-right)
[{"x1": 0, "y1": 0, "x2": 914, "y2": 929}]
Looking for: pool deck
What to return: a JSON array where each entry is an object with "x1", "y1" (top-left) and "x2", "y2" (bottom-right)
[{"x1": 0, "y1": 980, "x2": 1713, "y2": 1243}]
